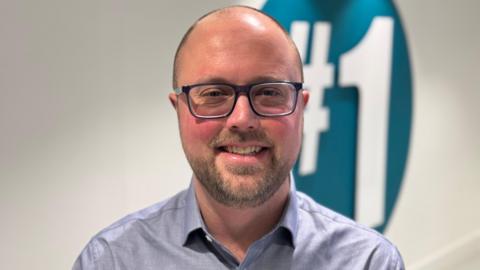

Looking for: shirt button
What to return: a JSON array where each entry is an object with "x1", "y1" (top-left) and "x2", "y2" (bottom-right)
[{"x1": 205, "y1": 234, "x2": 213, "y2": 242}]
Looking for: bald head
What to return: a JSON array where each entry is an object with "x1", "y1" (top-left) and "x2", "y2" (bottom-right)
[{"x1": 172, "y1": 6, "x2": 303, "y2": 88}]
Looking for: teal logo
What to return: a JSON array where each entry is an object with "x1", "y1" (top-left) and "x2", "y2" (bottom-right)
[{"x1": 261, "y1": 0, "x2": 412, "y2": 232}]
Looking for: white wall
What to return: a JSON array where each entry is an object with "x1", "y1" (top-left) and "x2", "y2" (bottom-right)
[
  {"x1": 0, "y1": 0, "x2": 479, "y2": 269},
  {"x1": 388, "y1": 0, "x2": 480, "y2": 268}
]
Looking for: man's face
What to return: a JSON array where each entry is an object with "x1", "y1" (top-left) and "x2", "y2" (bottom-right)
[{"x1": 171, "y1": 13, "x2": 308, "y2": 208}]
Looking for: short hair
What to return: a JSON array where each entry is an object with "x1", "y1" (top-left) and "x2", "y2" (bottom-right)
[{"x1": 172, "y1": 5, "x2": 303, "y2": 89}]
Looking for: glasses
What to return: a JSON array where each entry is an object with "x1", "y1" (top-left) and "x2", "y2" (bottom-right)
[{"x1": 174, "y1": 81, "x2": 303, "y2": 119}]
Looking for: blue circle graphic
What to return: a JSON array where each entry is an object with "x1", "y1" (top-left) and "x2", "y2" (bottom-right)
[{"x1": 262, "y1": 0, "x2": 412, "y2": 232}]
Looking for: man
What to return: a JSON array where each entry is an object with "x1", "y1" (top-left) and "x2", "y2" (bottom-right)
[{"x1": 74, "y1": 6, "x2": 404, "y2": 270}]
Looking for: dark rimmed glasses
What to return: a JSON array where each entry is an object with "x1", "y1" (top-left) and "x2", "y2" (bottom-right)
[{"x1": 173, "y1": 81, "x2": 303, "y2": 119}]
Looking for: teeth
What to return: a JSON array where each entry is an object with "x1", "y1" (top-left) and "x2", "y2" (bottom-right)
[{"x1": 225, "y1": 146, "x2": 262, "y2": 155}]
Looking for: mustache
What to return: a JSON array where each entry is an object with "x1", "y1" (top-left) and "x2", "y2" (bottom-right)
[{"x1": 209, "y1": 130, "x2": 273, "y2": 147}]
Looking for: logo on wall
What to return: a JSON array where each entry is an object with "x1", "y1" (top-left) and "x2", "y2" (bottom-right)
[{"x1": 260, "y1": 0, "x2": 413, "y2": 232}]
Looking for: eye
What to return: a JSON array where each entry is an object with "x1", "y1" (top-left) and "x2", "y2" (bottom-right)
[
  {"x1": 190, "y1": 85, "x2": 234, "y2": 106},
  {"x1": 254, "y1": 87, "x2": 284, "y2": 97},
  {"x1": 199, "y1": 87, "x2": 230, "y2": 97}
]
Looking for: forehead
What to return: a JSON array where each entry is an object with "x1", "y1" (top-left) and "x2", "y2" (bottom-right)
[{"x1": 177, "y1": 12, "x2": 300, "y2": 85}]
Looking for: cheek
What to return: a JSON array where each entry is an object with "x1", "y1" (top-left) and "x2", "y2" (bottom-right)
[
  {"x1": 266, "y1": 116, "x2": 303, "y2": 153},
  {"x1": 178, "y1": 108, "x2": 222, "y2": 149}
]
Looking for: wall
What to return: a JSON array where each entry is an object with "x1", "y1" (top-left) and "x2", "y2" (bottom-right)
[
  {"x1": 388, "y1": 0, "x2": 480, "y2": 268},
  {"x1": 0, "y1": 0, "x2": 479, "y2": 269}
]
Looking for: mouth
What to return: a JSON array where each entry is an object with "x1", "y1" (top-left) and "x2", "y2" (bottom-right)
[
  {"x1": 219, "y1": 145, "x2": 266, "y2": 156},
  {"x1": 214, "y1": 143, "x2": 271, "y2": 167}
]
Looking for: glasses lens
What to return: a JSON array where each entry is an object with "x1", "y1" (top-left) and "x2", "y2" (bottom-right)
[
  {"x1": 250, "y1": 83, "x2": 296, "y2": 115},
  {"x1": 189, "y1": 84, "x2": 235, "y2": 117}
]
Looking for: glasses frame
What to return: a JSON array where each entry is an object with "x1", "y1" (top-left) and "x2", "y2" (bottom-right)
[{"x1": 174, "y1": 81, "x2": 303, "y2": 119}]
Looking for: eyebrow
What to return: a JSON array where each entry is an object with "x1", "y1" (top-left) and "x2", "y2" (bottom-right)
[{"x1": 194, "y1": 75, "x2": 291, "y2": 85}]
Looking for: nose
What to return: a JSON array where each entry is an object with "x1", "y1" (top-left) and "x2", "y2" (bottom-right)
[{"x1": 225, "y1": 94, "x2": 260, "y2": 131}]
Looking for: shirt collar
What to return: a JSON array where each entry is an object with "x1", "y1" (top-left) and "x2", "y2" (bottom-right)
[
  {"x1": 181, "y1": 181, "x2": 204, "y2": 246},
  {"x1": 277, "y1": 173, "x2": 299, "y2": 247},
  {"x1": 181, "y1": 173, "x2": 299, "y2": 247}
]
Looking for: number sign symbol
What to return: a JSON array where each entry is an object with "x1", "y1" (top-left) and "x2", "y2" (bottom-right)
[{"x1": 292, "y1": 17, "x2": 394, "y2": 227}]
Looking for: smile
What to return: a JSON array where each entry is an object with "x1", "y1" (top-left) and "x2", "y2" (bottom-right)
[{"x1": 221, "y1": 146, "x2": 264, "y2": 155}]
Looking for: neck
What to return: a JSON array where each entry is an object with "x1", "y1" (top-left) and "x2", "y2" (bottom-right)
[{"x1": 194, "y1": 177, "x2": 290, "y2": 262}]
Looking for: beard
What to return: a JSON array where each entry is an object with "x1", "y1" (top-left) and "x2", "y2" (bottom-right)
[{"x1": 187, "y1": 130, "x2": 292, "y2": 208}]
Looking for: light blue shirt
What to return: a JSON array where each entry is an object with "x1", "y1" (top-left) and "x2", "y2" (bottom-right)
[{"x1": 73, "y1": 180, "x2": 404, "y2": 269}]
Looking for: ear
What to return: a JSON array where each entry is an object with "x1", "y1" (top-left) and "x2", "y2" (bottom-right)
[
  {"x1": 301, "y1": 90, "x2": 309, "y2": 107},
  {"x1": 169, "y1": 93, "x2": 178, "y2": 110}
]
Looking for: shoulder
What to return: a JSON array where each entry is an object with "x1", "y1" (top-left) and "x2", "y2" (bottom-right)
[
  {"x1": 96, "y1": 188, "x2": 188, "y2": 242},
  {"x1": 73, "y1": 189, "x2": 189, "y2": 269},
  {"x1": 294, "y1": 191, "x2": 404, "y2": 269},
  {"x1": 296, "y1": 190, "x2": 377, "y2": 233}
]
